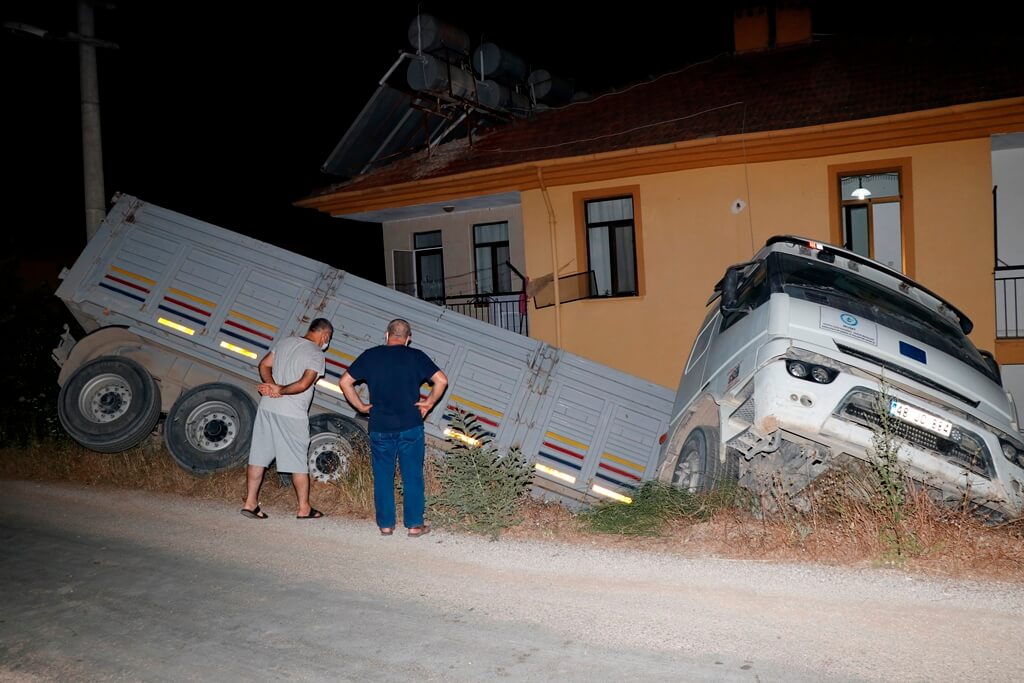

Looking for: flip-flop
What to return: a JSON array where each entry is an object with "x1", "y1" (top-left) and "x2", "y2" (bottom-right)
[
  {"x1": 379, "y1": 527, "x2": 394, "y2": 536},
  {"x1": 296, "y1": 508, "x2": 324, "y2": 519},
  {"x1": 240, "y1": 506, "x2": 268, "y2": 520},
  {"x1": 407, "y1": 525, "x2": 431, "y2": 538}
]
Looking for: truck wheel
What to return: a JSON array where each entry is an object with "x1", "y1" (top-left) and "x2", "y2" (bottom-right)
[
  {"x1": 164, "y1": 383, "x2": 256, "y2": 474},
  {"x1": 58, "y1": 356, "x2": 162, "y2": 453},
  {"x1": 308, "y1": 413, "x2": 370, "y2": 482},
  {"x1": 672, "y1": 426, "x2": 736, "y2": 492}
]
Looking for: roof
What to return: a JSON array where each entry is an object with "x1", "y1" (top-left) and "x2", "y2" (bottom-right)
[{"x1": 305, "y1": 34, "x2": 1024, "y2": 203}]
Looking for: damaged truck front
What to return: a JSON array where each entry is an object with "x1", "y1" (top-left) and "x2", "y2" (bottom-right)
[{"x1": 657, "y1": 236, "x2": 1024, "y2": 520}]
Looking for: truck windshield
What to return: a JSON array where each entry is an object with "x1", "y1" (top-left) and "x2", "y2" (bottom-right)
[{"x1": 772, "y1": 253, "x2": 998, "y2": 384}]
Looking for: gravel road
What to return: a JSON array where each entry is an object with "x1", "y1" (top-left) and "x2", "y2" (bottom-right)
[{"x1": 1, "y1": 480, "x2": 1022, "y2": 682}]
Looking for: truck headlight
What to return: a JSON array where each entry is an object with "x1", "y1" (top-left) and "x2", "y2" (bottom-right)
[
  {"x1": 786, "y1": 359, "x2": 837, "y2": 384},
  {"x1": 999, "y1": 437, "x2": 1024, "y2": 468}
]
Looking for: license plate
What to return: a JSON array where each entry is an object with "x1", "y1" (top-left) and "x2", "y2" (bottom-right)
[{"x1": 889, "y1": 400, "x2": 952, "y2": 437}]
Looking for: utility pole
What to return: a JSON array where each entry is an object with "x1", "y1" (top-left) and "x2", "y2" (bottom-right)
[
  {"x1": 79, "y1": 0, "x2": 105, "y2": 241},
  {"x1": 4, "y1": 2, "x2": 117, "y2": 242}
]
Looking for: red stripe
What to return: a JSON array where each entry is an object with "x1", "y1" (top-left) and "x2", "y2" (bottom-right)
[
  {"x1": 446, "y1": 406, "x2": 498, "y2": 427},
  {"x1": 163, "y1": 296, "x2": 211, "y2": 317},
  {"x1": 599, "y1": 462, "x2": 642, "y2": 481},
  {"x1": 325, "y1": 357, "x2": 349, "y2": 369},
  {"x1": 104, "y1": 275, "x2": 149, "y2": 293},
  {"x1": 542, "y1": 441, "x2": 585, "y2": 460},
  {"x1": 224, "y1": 319, "x2": 273, "y2": 340}
]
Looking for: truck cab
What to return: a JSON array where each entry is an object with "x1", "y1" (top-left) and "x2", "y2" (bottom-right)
[{"x1": 657, "y1": 236, "x2": 1024, "y2": 519}]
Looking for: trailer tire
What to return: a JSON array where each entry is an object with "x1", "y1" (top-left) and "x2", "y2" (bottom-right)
[
  {"x1": 58, "y1": 356, "x2": 162, "y2": 453},
  {"x1": 164, "y1": 383, "x2": 256, "y2": 474},
  {"x1": 672, "y1": 426, "x2": 737, "y2": 492},
  {"x1": 307, "y1": 413, "x2": 370, "y2": 482}
]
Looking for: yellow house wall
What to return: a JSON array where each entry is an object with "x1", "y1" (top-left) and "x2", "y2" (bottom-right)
[{"x1": 523, "y1": 138, "x2": 995, "y2": 388}]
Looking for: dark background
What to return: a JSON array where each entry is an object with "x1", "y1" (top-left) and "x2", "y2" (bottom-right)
[{"x1": 7, "y1": 0, "x2": 1016, "y2": 289}]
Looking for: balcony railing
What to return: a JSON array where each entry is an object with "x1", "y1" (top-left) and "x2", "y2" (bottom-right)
[
  {"x1": 441, "y1": 293, "x2": 528, "y2": 335},
  {"x1": 996, "y1": 266, "x2": 1024, "y2": 338}
]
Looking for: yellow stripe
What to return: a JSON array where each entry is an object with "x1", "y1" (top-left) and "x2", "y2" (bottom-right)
[
  {"x1": 602, "y1": 453, "x2": 644, "y2": 472},
  {"x1": 545, "y1": 431, "x2": 588, "y2": 451},
  {"x1": 110, "y1": 265, "x2": 155, "y2": 286},
  {"x1": 450, "y1": 394, "x2": 503, "y2": 419},
  {"x1": 167, "y1": 287, "x2": 215, "y2": 308},
  {"x1": 229, "y1": 310, "x2": 277, "y2": 332},
  {"x1": 327, "y1": 348, "x2": 356, "y2": 361}
]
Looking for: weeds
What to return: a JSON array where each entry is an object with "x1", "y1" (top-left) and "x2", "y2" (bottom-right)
[
  {"x1": 581, "y1": 481, "x2": 736, "y2": 536},
  {"x1": 427, "y1": 412, "x2": 532, "y2": 539}
]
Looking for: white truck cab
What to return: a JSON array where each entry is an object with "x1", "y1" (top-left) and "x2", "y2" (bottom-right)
[{"x1": 657, "y1": 236, "x2": 1024, "y2": 519}]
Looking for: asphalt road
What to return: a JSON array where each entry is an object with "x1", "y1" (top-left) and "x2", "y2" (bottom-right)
[{"x1": 1, "y1": 480, "x2": 1022, "y2": 682}]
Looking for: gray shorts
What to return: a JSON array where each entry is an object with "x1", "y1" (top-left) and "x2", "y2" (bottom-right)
[{"x1": 248, "y1": 410, "x2": 310, "y2": 474}]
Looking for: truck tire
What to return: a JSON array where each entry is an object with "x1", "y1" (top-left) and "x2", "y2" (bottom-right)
[
  {"x1": 307, "y1": 413, "x2": 370, "y2": 482},
  {"x1": 164, "y1": 383, "x2": 256, "y2": 474},
  {"x1": 57, "y1": 356, "x2": 162, "y2": 453},
  {"x1": 672, "y1": 426, "x2": 737, "y2": 492}
]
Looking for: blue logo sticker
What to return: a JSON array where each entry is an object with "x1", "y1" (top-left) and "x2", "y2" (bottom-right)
[{"x1": 840, "y1": 313, "x2": 858, "y2": 327}]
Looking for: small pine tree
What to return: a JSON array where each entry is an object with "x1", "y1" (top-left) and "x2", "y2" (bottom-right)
[{"x1": 428, "y1": 411, "x2": 533, "y2": 539}]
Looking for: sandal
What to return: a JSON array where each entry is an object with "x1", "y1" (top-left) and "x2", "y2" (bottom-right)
[
  {"x1": 407, "y1": 525, "x2": 431, "y2": 538},
  {"x1": 379, "y1": 527, "x2": 394, "y2": 536},
  {"x1": 240, "y1": 506, "x2": 268, "y2": 520},
  {"x1": 296, "y1": 508, "x2": 324, "y2": 519}
]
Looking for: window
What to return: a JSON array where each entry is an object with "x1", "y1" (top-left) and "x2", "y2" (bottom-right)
[
  {"x1": 829, "y1": 159, "x2": 914, "y2": 277},
  {"x1": 473, "y1": 222, "x2": 513, "y2": 295},
  {"x1": 585, "y1": 196, "x2": 637, "y2": 297},
  {"x1": 413, "y1": 230, "x2": 445, "y2": 302}
]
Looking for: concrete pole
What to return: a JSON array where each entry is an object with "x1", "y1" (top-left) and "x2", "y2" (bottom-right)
[{"x1": 79, "y1": 0, "x2": 106, "y2": 240}]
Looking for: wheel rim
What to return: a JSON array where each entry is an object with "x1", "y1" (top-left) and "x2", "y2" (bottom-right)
[
  {"x1": 308, "y1": 432, "x2": 352, "y2": 482},
  {"x1": 673, "y1": 437, "x2": 705, "y2": 492},
  {"x1": 184, "y1": 400, "x2": 239, "y2": 452},
  {"x1": 79, "y1": 373, "x2": 132, "y2": 423}
]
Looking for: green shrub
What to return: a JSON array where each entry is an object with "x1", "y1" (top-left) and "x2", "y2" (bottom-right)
[
  {"x1": 581, "y1": 480, "x2": 734, "y2": 536},
  {"x1": 427, "y1": 412, "x2": 533, "y2": 539}
]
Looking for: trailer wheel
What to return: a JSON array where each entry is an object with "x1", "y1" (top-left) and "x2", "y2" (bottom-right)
[
  {"x1": 164, "y1": 383, "x2": 256, "y2": 474},
  {"x1": 672, "y1": 426, "x2": 736, "y2": 492},
  {"x1": 58, "y1": 356, "x2": 162, "y2": 453},
  {"x1": 308, "y1": 413, "x2": 369, "y2": 482}
]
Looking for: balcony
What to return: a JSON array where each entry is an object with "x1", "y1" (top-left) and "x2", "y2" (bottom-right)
[
  {"x1": 441, "y1": 293, "x2": 528, "y2": 336},
  {"x1": 996, "y1": 266, "x2": 1024, "y2": 339}
]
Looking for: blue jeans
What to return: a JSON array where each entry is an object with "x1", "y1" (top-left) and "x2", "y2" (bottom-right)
[{"x1": 369, "y1": 425, "x2": 425, "y2": 529}]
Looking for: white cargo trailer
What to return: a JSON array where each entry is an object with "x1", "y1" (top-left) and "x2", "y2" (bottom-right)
[{"x1": 53, "y1": 194, "x2": 674, "y2": 507}]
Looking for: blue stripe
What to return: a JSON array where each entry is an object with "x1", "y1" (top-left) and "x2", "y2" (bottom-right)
[
  {"x1": 537, "y1": 451, "x2": 583, "y2": 471},
  {"x1": 219, "y1": 328, "x2": 270, "y2": 350},
  {"x1": 99, "y1": 282, "x2": 146, "y2": 303},
  {"x1": 899, "y1": 341, "x2": 927, "y2": 364},
  {"x1": 595, "y1": 472, "x2": 637, "y2": 490},
  {"x1": 325, "y1": 369, "x2": 342, "y2": 379},
  {"x1": 157, "y1": 305, "x2": 207, "y2": 327}
]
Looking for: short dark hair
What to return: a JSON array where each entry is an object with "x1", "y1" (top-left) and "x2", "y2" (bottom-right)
[
  {"x1": 308, "y1": 318, "x2": 333, "y2": 334},
  {"x1": 387, "y1": 319, "x2": 411, "y2": 338}
]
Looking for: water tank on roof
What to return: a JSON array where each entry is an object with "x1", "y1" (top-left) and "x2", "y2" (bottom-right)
[
  {"x1": 407, "y1": 54, "x2": 475, "y2": 98},
  {"x1": 472, "y1": 42, "x2": 528, "y2": 82},
  {"x1": 477, "y1": 80, "x2": 532, "y2": 114},
  {"x1": 528, "y1": 69, "x2": 573, "y2": 104},
  {"x1": 407, "y1": 14, "x2": 471, "y2": 55}
]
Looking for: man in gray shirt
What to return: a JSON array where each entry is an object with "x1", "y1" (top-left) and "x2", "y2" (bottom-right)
[{"x1": 242, "y1": 318, "x2": 332, "y2": 519}]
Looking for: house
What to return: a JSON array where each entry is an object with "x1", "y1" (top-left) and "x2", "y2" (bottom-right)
[{"x1": 297, "y1": 5, "x2": 1024, "y2": 406}]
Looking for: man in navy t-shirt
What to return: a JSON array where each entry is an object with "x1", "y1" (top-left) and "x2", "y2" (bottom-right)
[{"x1": 339, "y1": 319, "x2": 448, "y2": 537}]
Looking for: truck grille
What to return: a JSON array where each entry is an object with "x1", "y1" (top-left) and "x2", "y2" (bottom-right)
[{"x1": 836, "y1": 389, "x2": 992, "y2": 478}]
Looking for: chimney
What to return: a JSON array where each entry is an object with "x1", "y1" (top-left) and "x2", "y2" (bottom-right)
[
  {"x1": 775, "y1": 1, "x2": 813, "y2": 47},
  {"x1": 733, "y1": 5, "x2": 770, "y2": 54},
  {"x1": 734, "y1": 2, "x2": 813, "y2": 54}
]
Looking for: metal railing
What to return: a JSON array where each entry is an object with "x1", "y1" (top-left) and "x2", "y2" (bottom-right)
[
  {"x1": 995, "y1": 266, "x2": 1024, "y2": 338},
  {"x1": 441, "y1": 293, "x2": 528, "y2": 335}
]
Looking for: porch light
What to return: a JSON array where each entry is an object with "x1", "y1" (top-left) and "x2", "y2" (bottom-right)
[{"x1": 851, "y1": 177, "x2": 871, "y2": 200}]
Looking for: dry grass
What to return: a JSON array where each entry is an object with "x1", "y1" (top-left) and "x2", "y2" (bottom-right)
[{"x1": 3, "y1": 440, "x2": 1023, "y2": 583}]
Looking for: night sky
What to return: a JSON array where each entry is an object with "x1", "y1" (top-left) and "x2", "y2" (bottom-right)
[{"x1": 5, "y1": 1, "x2": 1016, "y2": 290}]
